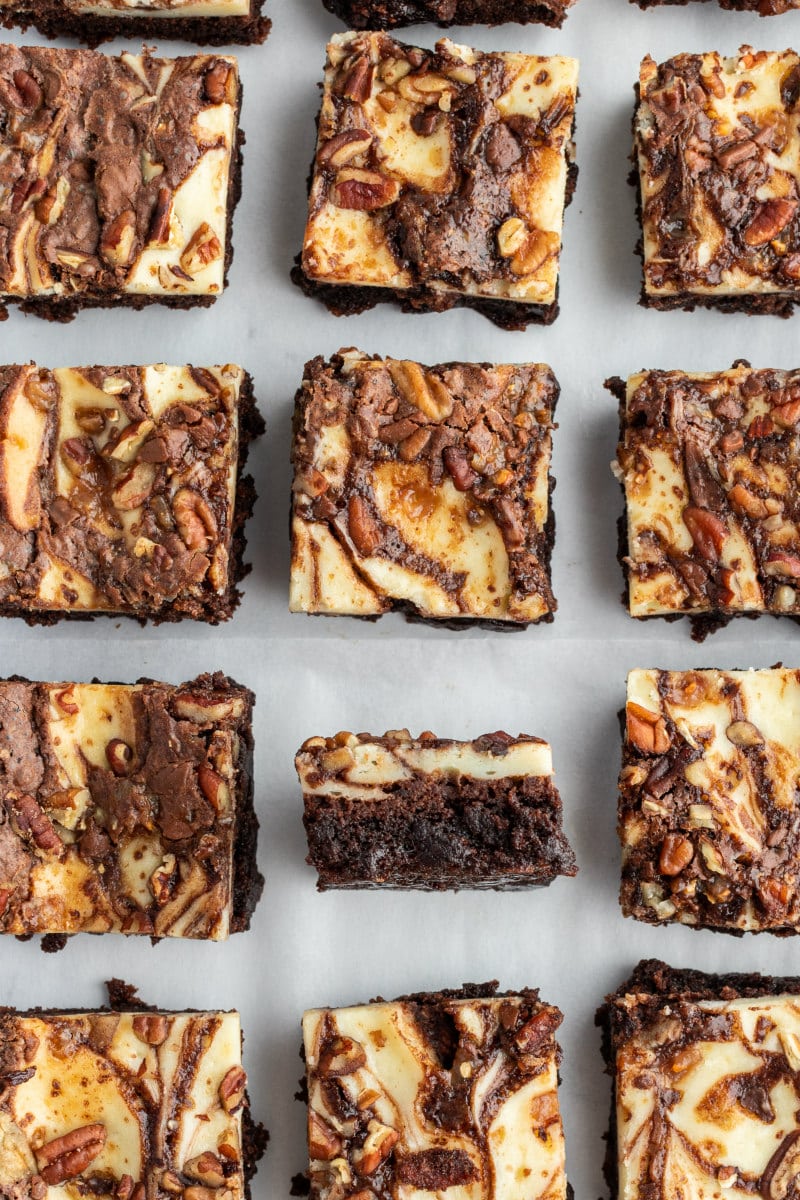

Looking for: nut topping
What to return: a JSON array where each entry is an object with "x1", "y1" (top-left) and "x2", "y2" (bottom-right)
[
  {"x1": 132, "y1": 1015, "x2": 169, "y2": 1046},
  {"x1": 106, "y1": 738, "x2": 133, "y2": 776},
  {"x1": 185, "y1": 1152, "x2": 226, "y2": 1187},
  {"x1": 309, "y1": 1111, "x2": 343, "y2": 1161},
  {"x1": 36, "y1": 1124, "x2": 107, "y2": 1185},
  {"x1": 101, "y1": 211, "x2": 137, "y2": 268},
  {"x1": 386, "y1": 359, "x2": 454, "y2": 422},
  {"x1": 173, "y1": 488, "x2": 217, "y2": 551},
  {"x1": 352, "y1": 1121, "x2": 399, "y2": 1175},
  {"x1": 204, "y1": 61, "x2": 236, "y2": 105},
  {"x1": 219, "y1": 1065, "x2": 247, "y2": 1113},
  {"x1": 659, "y1": 833, "x2": 694, "y2": 876},
  {"x1": 319, "y1": 1036, "x2": 368, "y2": 1076},
  {"x1": 331, "y1": 169, "x2": 400, "y2": 212},
  {"x1": 181, "y1": 223, "x2": 223, "y2": 276},
  {"x1": 347, "y1": 495, "x2": 382, "y2": 557},
  {"x1": 318, "y1": 130, "x2": 373, "y2": 169}
]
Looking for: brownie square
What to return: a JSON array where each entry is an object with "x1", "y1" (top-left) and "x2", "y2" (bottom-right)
[
  {"x1": 0, "y1": 363, "x2": 261, "y2": 623},
  {"x1": 290, "y1": 351, "x2": 558, "y2": 625},
  {"x1": 320, "y1": 0, "x2": 575, "y2": 29},
  {"x1": 295, "y1": 33, "x2": 578, "y2": 330},
  {"x1": 0, "y1": 44, "x2": 242, "y2": 320},
  {"x1": 612, "y1": 365, "x2": 800, "y2": 637},
  {"x1": 0, "y1": 672, "x2": 263, "y2": 945},
  {"x1": 0, "y1": 0, "x2": 270, "y2": 45},
  {"x1": 635, "y1": 50, "x2": 800, "y2": 314},
  {"x1": 620, "y1": 667, "x2": 800, "y2": 935},
  {"x1": 599, "y1": 960, "x2": 800, "y2": 1200},
  {"x1": 0, "y1": 992, "x2": 262, "y2": 1198},
  {"x1": 304, "y1": 984, "x2": 568, "y2": 1200},
  {"x1": 297, "y1": 728, "x2": 578, "y2": 890}
]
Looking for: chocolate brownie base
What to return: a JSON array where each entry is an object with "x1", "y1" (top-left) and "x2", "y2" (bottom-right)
[
  {"x1": 291, "y1": 263, "x2": 559, "y2": 330},
  {"x1": 322, "y1": 0, "x2": 571, "y2": 27},
  {"x1": 1, "y1": 1, "x2": 270, "y2": 46},
  {"x1": 304, "y1": 775, "x2": 576, "y2": 890}
]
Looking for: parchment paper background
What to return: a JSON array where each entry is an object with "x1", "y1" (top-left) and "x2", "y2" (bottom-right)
[{"x1": 3, "y1": 0, "x2": 800, "y2": 1194}]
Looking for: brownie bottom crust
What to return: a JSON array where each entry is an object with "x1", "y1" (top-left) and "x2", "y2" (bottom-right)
[
  {"x1": 321, "y1": 0, "x2": 568, "y2": 29},
  {"x1": 0, "y1": 1, "x2": 270, "y2": 46},
  {"x1": 304, "y1": 776, "x2": 578, "y2": 891},
  {"x1": 632, "y1": 0, "x2": 793, "y2": 12},
  {"x1": 291, "y1": 261, "x2": 559, "y2": 331}
]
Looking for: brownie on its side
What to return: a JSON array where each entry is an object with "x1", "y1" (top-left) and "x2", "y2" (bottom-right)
[
  {"x1": 297, "y1": 729, "x2": 578, "y2": 890},
  {"x1": 0, "y1": 986, "x2": 264, "y2": 1200},
  {"x1": 291, "y1": 351, "x2": 558, "y2": 626},
  {"x1": 294, "y1": 33, "x2": 578, "y2": 330},
  {"x1": 0, "y1": 672, "x2": 263, "y2": 946},
  {"x1": 0, "y1": 45, "x2": 242, "y2": 321},
  {"x1": 0, "y1": 0, "x2": 270, "y2": 45},
  {"x1": 598, "y1": 960, "x2": 800, "y2": 1200},
  {"x1": 611, "y1": 366, "x2": 800, "y2": 639},
  {"x1": 304, "y1": 984, "x2": 568, "y2": 1200},
  {"x1": 0, "y1": 363, "x2": 261, "y2": 623},
  {"x1": 620, "y1": 668, "x2": 800, "y2": 935},
  {"x1": 635, "y1": 50, "x2": 800, "y2": 315},
  {"x1": 321, "y1": 0, "x2": 574, "y2": 29}
]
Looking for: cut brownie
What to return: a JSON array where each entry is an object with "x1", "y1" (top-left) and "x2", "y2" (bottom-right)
[
  {"x1": 0, "y1": 672, "x2": 263, "y2": 945},
  {"x1": 611, "y1": 365, "x2": 800, "y2": 638},
  {"x1": 620, "y1": 667, "x2": 800, "y2": 935},
  {"x1": 290, "y1": 350, "x2": 558, "y2": 625},
  {"x1": 0, "y1": 988, "x2": 263, "y2": 1199},
  {"x1": 294, "y1": 33, "x2": 578, "y2": 330},
  {"x1": 635, "y1": 50, "x2": 800, "y2": 314},
  {"x1": 320, "y1": 0, "x2": 574, "y2": 29},
  {"x1": 304, "y1": 984, "x2": 567, "y2": 1200},
  {"x1": 598, "y1": 960, "x2": 800, "y2": 1200},
  {"x1": 297, "y1": 729, "x2": 578, "y2": 890},
  {"x1": 0, "y1": 45, "x2": 242, "y2": 321},
  {"x1": 0, "y1": 363, "x2": 261, "y2": 623},
  {"x1": 0, "y1": 0, "x2": 270, "y2": 45}
]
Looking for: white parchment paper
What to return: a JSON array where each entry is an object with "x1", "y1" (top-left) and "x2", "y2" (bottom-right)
[{"x1": 3, "y1": 0, "x2": 800, "y2": 1195}]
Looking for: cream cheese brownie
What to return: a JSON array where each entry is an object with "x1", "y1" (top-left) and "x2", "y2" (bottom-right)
[
  {"x1": 291, "y1": 351, "x2": 558, "y2": 625},
  {"x1": 303, "y1": 984, "x2": 567, "y2": 1200},
  {"x1": 611, "y1": 365, "x2": 800, "y2": 639},
  {"x1": 0, "y1": 0, "x2": 269, "y2": 45},
  {"x1": 294, "y1": 33, "x2": 578, "y2": 330},
  {"x1": 0, "y1": 987, "x2": 263, "y2": 1200},
  {"x1": 0, "y1": 672, "x2": 262, "y2": 946},
  {"x1": 298, "y1": 729, "x2": 577, "y2": 890},
  {"x1": 0, "y1": 44, "x2": 242, "y2": 320},
  {"x1": 620, "y1": 668, "x2": 800, "y2": 935},
  {"x1": 598, "y1": 960, "x2": 800, "y2": 1200},
  {"x1": 320, "y1": 0, "x2": 574, "y2": 29},
  {"x1": 0, "y1": 363, "x2": 261, "y2": 623},
  {"x1": 635, "y1": 50, "x2": 800, "y2": 315}
]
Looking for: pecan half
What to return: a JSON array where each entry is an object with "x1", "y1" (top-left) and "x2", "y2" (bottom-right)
[
  {"x1": 386, "y1": 360, "x2": 453, "y2": 422},
  {"x1": 184, "y1": 1152, "x2": 225, "y2": 1187},
  {"x1": 36, "y1": 1125, "x2": 107, "y2": 1185},
  {"x1": 331, "y1": 169, "x2": 399, "y2": 212},
  {"x1": 219, "y1": 1065, "x2": 247, "y2": 1113},
  {"x1": 342, "y1": 57, "x2": 373, "y2": 103},
  {"x1": 626, "y1": 702, "x2": 671, "y2": 755},
  {"x1": 132, "y1": 1015, "x2": 169, "y2": 1046},
  {"x1": 173, "y1": 487, "x2": 217, "y2": 551},
  {"x1": 11, "y1": 795, "x2": 62, "y2": 853},
  {"x1": 318, "y1": 130, "x2": 373, "y2": 169},
  {"x1": 347, "y1": 495, "x2": 382, "y2": 556},
  {"x1": 743, "y1": 198, "x2": 797, "y2": 246},
  {"x1": 514, "y1": 1008, "x2": 561, "y2": 1053},
  {"x1": 659, "y1": 833, "x2": 693, "y2": 876},
  {"x1": 682, "y1": 506, "x2": 728, "y2": 561},
  {"x1": 204, "y1": 61, "x2": 236, "y2": 105},
  {"x1": 180, "y1": 223, "x2": 222, "y2": 276}
]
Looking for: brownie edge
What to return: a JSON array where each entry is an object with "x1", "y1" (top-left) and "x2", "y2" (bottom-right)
[{"x1": 0, "y1": 0, "x2": 270, "y2": 46}]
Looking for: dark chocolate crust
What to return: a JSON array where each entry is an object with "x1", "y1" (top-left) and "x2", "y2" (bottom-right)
[
  {"x1": 302, "y1": 749, "x2": 577, "y2": 891},
  {"x1": 0, "y1": 1, "x2": 270, "y2": 47},
  {"x1": 0, "y1": 368, "x2": 262, "y2": 626},
  {"x1": 321, "y1": 0, "x2": 571, "y2": 28}
]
